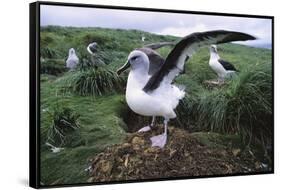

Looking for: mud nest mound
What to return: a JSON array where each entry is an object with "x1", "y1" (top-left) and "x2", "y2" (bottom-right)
[{"x1": 88, "y1": 126, "x2": 264, "y2": 182}]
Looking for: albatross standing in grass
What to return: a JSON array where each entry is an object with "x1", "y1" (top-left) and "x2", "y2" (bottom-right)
[
  {"x1": 87, "y1": 42, "x2": 98, "y2": 55},
  {"x1": 87, "y1": 42, "x2": 106, "y2": 66},
  {"x1": 117, "y1": 30, "x2": 256, "y2": 148},
  {"x1": 209, "y1": 45, "x2": 239, "y2": 82},
  {"x1": 123, "y1": 41, "x2": 176, "y2": 131},
  {"x1": 66, "y1": 48, "x2": 79, "y2": 70}
]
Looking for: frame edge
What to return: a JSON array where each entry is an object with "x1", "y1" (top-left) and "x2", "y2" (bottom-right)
[{"x1": 29, "y1": 1, "x2": 40, "y2": 189}]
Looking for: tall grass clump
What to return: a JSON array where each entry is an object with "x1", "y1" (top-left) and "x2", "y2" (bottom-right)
[
  {"x1": 57, "y1": 66, "x2": 125, "y2": 96},
  {"x1": 178, "y1": 62, "x2": 272, "y2": 148},
  {"x1": 46, "y1": 107, "x2": 85, "y2": 147}
]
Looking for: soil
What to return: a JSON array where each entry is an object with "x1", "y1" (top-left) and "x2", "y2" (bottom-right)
[{"x1": 87, "y1": 126, "x2": 267, "y2": 183}]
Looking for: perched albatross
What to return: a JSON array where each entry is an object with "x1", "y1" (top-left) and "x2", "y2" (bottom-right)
[
  {"x1": 117, "y1": 30, "x2": 255, "y2": 148},
  {"x1": 66, "y1": 48, "x2": 79, "y2": 70},
  {"x1": 87, "y1": 42, "x2": 98, "y2": 55},
  {"x1": 127, "y1": 42, "x2": 177, "y2": 130},
  {"x1": 87, "y1": 42, "x2": 106, "y2": 66},
  {"x1": 209, "y1": 45, "x2": 238, "y2": 82}
]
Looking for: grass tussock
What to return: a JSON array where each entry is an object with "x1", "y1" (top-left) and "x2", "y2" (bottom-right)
[
  {"x1": 178, "y1": 62, "x2": 272, "y2": 149},
  {"x1": 57, "y1": 66, "x2": 125, "y2": 96},
  {"x1": 46, "y1": 106, "x2": 85, "y2": 147}
]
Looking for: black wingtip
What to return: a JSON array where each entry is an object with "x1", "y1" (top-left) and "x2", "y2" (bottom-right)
[
  {"x1": 237, "y1": 31, "x2": 257, "y2": 40},
  {"x1": 216, "y1": 30, "x2": 257, "y2": 43}
]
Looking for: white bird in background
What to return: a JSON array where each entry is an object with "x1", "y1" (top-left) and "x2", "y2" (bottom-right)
[
  {"x1": 87, "y1": 42, "x2": 98, "y2": 55},
  {"x1": 209, "y1": 45, "x2": 238, "y2": 82},
  {"x1": 117, "y1": 30, "x2": 256, "y2": 148},
  {"x1": 87, "y1": 42, "x2": 105, "y2": 66},
  {"x1": 141, "y1": 36, "x2": 146, "y2": 42},
  {"x1": 66, "y1": 48, "x2": 79, "y2": 70}
]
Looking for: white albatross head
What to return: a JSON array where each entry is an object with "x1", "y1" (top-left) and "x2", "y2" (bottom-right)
[
  {"x1": 68, "y1": 48, "x2": 76, "y2": 56},
  {"x1": 210, "y1": 45, "x2": 218, "y2": 53},
  {"x1": 87, "y1": 42, "x2": 98, "y2": 55},
  {"x1": 117, "y1": 50, "x2": 150, "y2": 75}
]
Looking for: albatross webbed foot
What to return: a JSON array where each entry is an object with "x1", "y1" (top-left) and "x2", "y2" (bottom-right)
[
  {"x1": 150, "y1": 117, "x2": 169, "y2": 148},
  {"x1": 150, "y1": 133, "x2": 167, "y2": 148},
  {"x1": 138, "y1": 116, "x2": 155, "y2": 133}
]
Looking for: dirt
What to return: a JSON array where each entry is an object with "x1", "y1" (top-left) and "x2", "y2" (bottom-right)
[{"x1": 87, "y1": 126, "x2": 266, "y2": 182}]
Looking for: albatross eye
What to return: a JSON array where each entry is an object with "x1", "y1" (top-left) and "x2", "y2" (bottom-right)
[{"x1": 131, "y1": 56, "x2": 138, "y2": 61}]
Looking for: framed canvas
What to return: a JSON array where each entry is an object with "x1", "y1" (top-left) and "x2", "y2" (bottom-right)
[{"x1": 29, "y1": 1, "x2": 274, "y2": 188}]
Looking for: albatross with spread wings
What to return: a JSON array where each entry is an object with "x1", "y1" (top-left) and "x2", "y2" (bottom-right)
[{"x1": 117, "y1": 30, "x2": 256, "y2": 148}]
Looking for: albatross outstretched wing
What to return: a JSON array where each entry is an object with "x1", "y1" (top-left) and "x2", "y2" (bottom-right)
[
  {"x1": 144, "y1": 42, "x2": 176, "y2": 50},
  {"x1": 143, "y1": 30, "x2": 256, "y2": 92}
]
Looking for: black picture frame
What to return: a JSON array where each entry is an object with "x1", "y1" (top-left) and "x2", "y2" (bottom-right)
[{"x1": 30, "y1": 1, "x2": 274, "y2": 188}]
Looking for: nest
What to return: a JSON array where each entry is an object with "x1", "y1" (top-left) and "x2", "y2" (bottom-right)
[{"x1": 88, "y1": 126, "x2": 266, "y2": 182}]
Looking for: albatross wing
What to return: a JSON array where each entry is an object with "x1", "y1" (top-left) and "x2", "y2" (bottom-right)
[
  {"x1": 143, "y1": 30, "x2": 256, "y2": 92},
  {"x1": 218, "y1": 59, "x2": 238, "y2": 71},
  {"x1": 143, "y1": 42, "x2": 176, "y2": 50}
]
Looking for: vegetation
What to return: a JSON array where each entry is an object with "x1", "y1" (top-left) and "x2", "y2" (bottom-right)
[
  {"x1": 40, "y1": 58, "x2": 66, "y2": 75},
  {"x1": 175, "y1": 44, "x2": 272, "y2": 151},
  {"x1": 40, "y1": 26, "x2": 273, "y2": 185},
  {"x1": 46, "y1": 106, "x2": 83, "y2": 147},
  {"x1": 40, "y1": 80, "x2": 127, "y2": 184},
  {"x1": 56, "y1": 66, "x2": 125, "y2": 96}
]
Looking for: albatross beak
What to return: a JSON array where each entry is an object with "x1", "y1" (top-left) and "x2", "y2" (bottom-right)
[{"x1": 116, "y1": 61, "x2": 130, "y2": 75}]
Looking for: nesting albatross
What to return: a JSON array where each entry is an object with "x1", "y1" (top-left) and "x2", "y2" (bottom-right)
[
  {"x1": 87, "y1": 42, "x2": 106, "y2": 66},
  {"x1": 87, "y1": 42, "x2": 98, "y2": 55},
  {"x1": 209, "y1": 45, "x2": 238, "y2": 82},
  {"x1": 66, "y1": 48, "x2": 79, "y2": 70},
  {"x1": 117, "y1": 30, "x2": 256, "y2": 148}
]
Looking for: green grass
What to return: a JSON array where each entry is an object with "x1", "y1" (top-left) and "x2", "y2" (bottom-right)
[
  {"x1": 40, "y1": 26, "x2": 178, "y2": 68},
  {"x1": 39, "y1": 26, "x2": 180, "y2": 184},
  {"x1": 40, "y1": 79, "x2": 127, "y2": 184},
  {"x1": 40, "y1": 26, "x2": 273, "y2": 184},
  {"x1": 175, "y1": 44, "x2": 272, "y2": 148},
  {"x1": 46, "y1": 106, "x2": 82, "y2": 147},
  {"x1": 56, "y1": 67, "x2": 125, "y2": 96},
  {"x1": 40, "y1": 58, "x2": 66, "y2": 76}
]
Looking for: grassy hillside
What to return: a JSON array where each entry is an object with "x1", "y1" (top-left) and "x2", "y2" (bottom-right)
[
  {"x1": 40, "y1": 78, "x2": 127, "y2": 184},
  {"x1": 40, "y1": 26, "x2": 272, "y2": 185}
]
